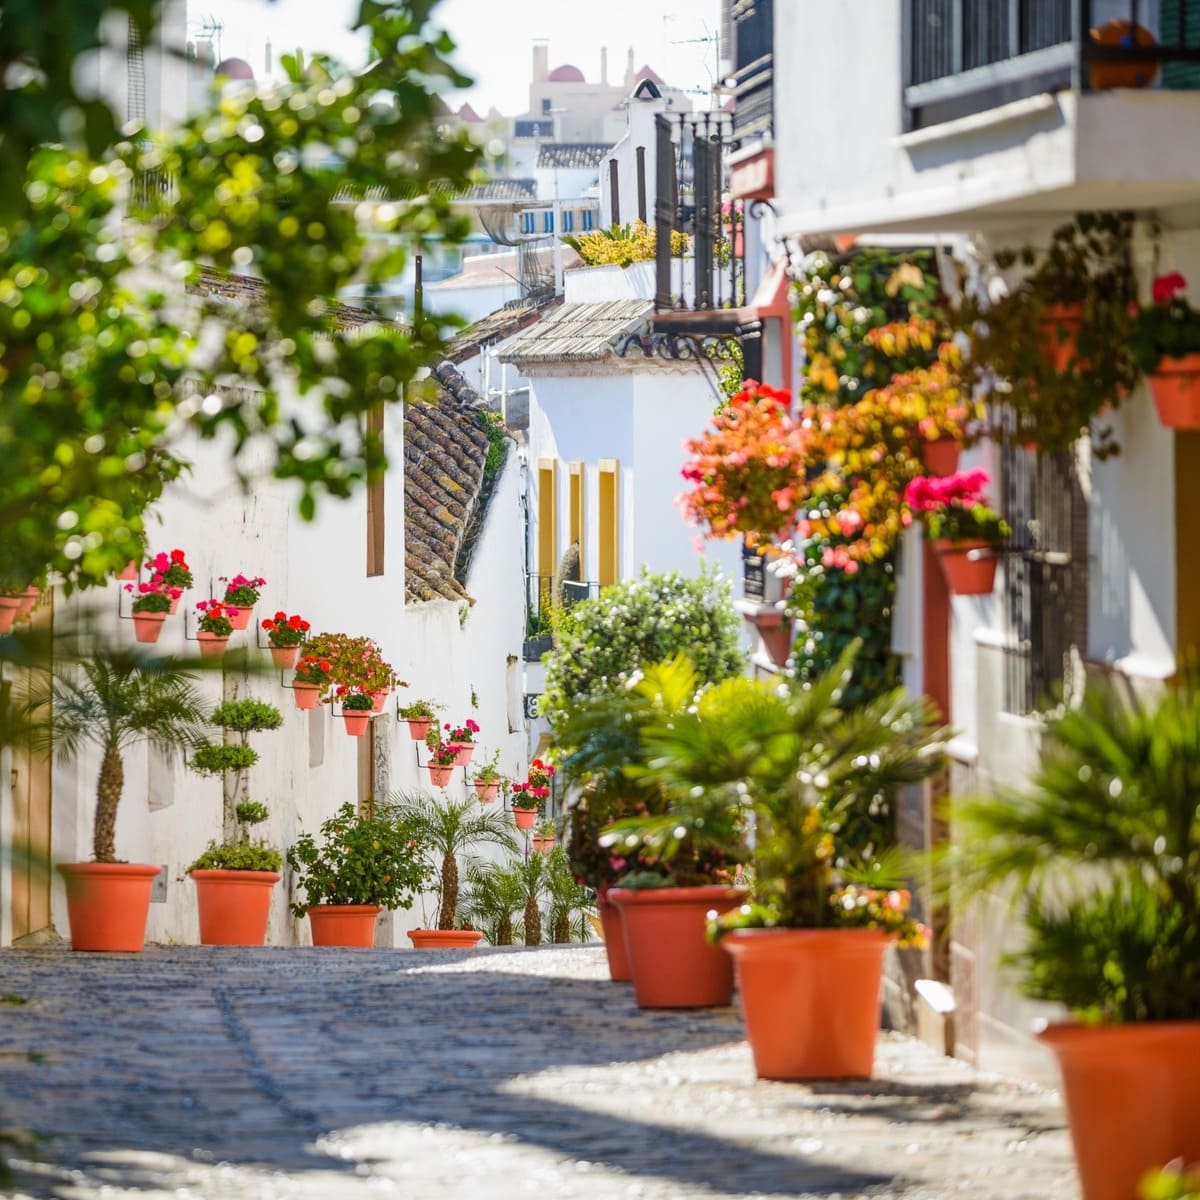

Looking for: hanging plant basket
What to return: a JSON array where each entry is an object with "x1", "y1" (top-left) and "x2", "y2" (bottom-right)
[
  {"x1": 1149, "y1": 352, "x2": 1200, "y2": 430},
  {"x1": 932, "y1": 539, "x2": 1000, "y2": 596},
  {"x1": 269, "y1": 645, "x2": 299, "y2": 671},
  {"x1": 473, "y1": 780, "x2": 500, "y2": 803},
  {"x1": 1038, "y1": 303, "x2": 1083, "y2": 372},
  {"x1": 197, "y1": 632, "x2": 230, "y2": 658},
  {"x1": 132, "y1": 612, "x2": 168, "y2": 644},
  {"x1": 428, "y1": 763, "x2": 455, "y2": 787},
  {"x1": 405, "y1": 717, "x2": 432, "y2": 741},
  {"x1": 116, "y1": 560, "x2": 139, "y2": 581},
  {"x1": 343, "y1": 711, "x2": 370, "y2": 737},
  {"x1": 227, "y1": 606, "x2": 253, "y2": 631},
  {"x1": 450, "y1": 742, "x2": 475, "y2": 767},
  {"x1": 370, "y1": 689, "x2": 391, "y2": 713},
  {"x1": 512, "y1": 806, "x2": 537, "y2": 830},
  {"x1": 919, "y1": 437, "x2": 961, "y2": 477},
  {"x1": 292, "y1": 682, "x2": 322, "y2": 711},
  {"x1": 0, "y1": 596, "x2": 23, "y2": 635}
]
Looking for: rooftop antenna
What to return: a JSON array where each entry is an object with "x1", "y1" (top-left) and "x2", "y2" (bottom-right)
[{"x1": 668, "y1": 19, "x2": 721, "y2": 110}]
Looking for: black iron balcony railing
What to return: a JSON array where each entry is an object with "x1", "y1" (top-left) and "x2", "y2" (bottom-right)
[
  {"x1": 523, "y1": 573, "x2": 600, "y2": 661},
  {"x1": 731, "y1": 0, "x2": 774, "y2": 145},
  {"x1": 904, "y1": 0, "x2": 1200, "y2": 129}
]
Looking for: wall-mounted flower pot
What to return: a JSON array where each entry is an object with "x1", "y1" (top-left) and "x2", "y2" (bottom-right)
[
  {"x1": 16, "y1": 586, "x2": 41, "y2": 620},
  {"x1": 933, "y1": 539, "x2": 999, "y2": 596},
  {"x1": 56, "y1": 862, "x2": 162, "y2": 952},
  {"x1": 450, "y1": 742, "x2": 475, "y2": 767},
  {"x1": 132, "y1": 612, "x2": 168, "y2": 644},
  {"x1": 405, "y1": 717, "x2": 432, "y2": 741},
  {"x1": 531, "y1": 834, "x2": 556, "y2": 854},
  {"x1": 197, "y1": 632, "x2": 230, "y2": 658},
  {"x1": 428, "y1": 763, "x2": 455, "y2": 787},
  {"x1": 920, "y1": 437, "x2": 961, "y2": 477},
  {"x1": 226, "y1": 606, "x2": 253, "y2": 631},
  {"x1": 512, "y1": 807, "x2": 537, "y2": 830},
  {"x1": 723, "y1": 927, "x2": 889, "y2": 1079},
  {"x1": 0, "y1": 596, "x2": 23, "y2": 635},
  {"x1": 117, "y1": 561, "x2": 139, "y2": 581},
  {"x1": 1038, "y1": 1021, "x2": 1200, "y2": 1200},
  {"x1": 1038, "y1": 302, "x2": 1083, "y2": 372},
  {"x1": 306, "y1": 904, "x2": 380, "y2": 947},
  {"x1": 597, "y1": 895, "x2": 632, "y2": 981},
  {"x1": 270, "y1": 645, "x2": 299, "y2": 671},
  {"x1": 370, "y1": 689, "x2": 390, "y2": 713},
  {"x1": 168, "y1": 594, "x2": 181, "y2": 615},
  {"x1": 191, "y1": 869, "x2": 279, "y2": 945},
  {"x1": 1149, "y1": 352, "x2": 1200, "y2": 429},
  {"x1": 407, "y1": 928, "x2": 483, "y2": 949},
  {"x1": 473, "y1": 781, "x2": 499, "y2": 803},
  {"x1": 343, "y1": 712, "x2": 370, "y2": 737},
  {"x1": 292, "y1": 682, "x2": 322, "y2": 711},
  {"x1": 609, "y1": 885, "x2": 747, "y2": 1009}
]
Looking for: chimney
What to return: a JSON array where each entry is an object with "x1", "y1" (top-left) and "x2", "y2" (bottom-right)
[
  {"x1": 600, "y1": 46, "x2": 608, "y2": 85},
  {"x1": 625, "y1": 46, "x2": 635, "y2": 88},
  {"x1": 265, "y1": 37, "x2": 272, "y2": 76},
  {"x1": 533, "y1": 40, "x2": 549, "y2": 83}
]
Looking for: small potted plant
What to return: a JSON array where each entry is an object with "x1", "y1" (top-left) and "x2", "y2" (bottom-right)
[
  {"x1": 398, "y1": 698, "x2": 438, "y2": 741},
  {"x1": 425, "y1": 729, "x2": 459, "y2": 787},
  {"x1": 220, "y1": 574, "x2": 266, "y2": 630},
  {"x1": 195, "y1": 599, "x2": 237, "y2": 657},
  {"x1": 291, "y1": 654, "x2": 331, "y2": 710},
  {"x1": 469, "y1": 750, "x2": 507, "y2": 802},
  {"x1": 260, "y1": 610, "x2": 310, "y2": 670},
  {"x1": 510, "y1": 758, "x2": 554, "y2": 830},
  {"x1": 126, "y1": 582, "x2": 176, "y2": 644},
  {"x1": 531, "y1": 819, "x2": 557, "y2": 855},
  {"x1": 287, "y1": 802, "x2": 431, "y2": 947},
  {"x1": 905, "y1": 469, "x2": 1010, "y2": 595},
  {"x1": 361, "y1": 657, "x2": 399, "y2": 712},
  {"x1": 443, "y1": 718, "x2": 480, "y2": 766},
  {"x1": 145, "y1": 549, "x2": 193, "y2": 613},
  {"x1": 336, "y1": 686, "x2": 374, "y2": 737},
  {"x1": 1129, "y1": 271, "x2": 1200, "y2": 429}
]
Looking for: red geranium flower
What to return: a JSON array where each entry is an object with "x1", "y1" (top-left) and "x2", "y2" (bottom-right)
[{"x1": 1152, "y1": 272, "x2": 1187, "y2": 305}]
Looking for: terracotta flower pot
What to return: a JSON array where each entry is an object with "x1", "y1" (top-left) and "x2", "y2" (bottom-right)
[
  {"x1": 1149, "y1": 352, "x2": 1200, "y2": 430},
  {"x1": 1087, "y1": 19, "x2": 1159, "y2": 90},
  {"x1": 450, "y1": 742, "x2": 475, "y2": 767},
  {"x1": 292, "y1": 682, "x2": 322, "y2": 710},
  {"x1": 16, "y1": 585, "x2": 41, "y2": 620},
  {"x1": 1038, "y1": 302, "x2": 1083, "y2": 372},
  {"x1": 0, "y1": 596, "x2": 22, "y2": 635},
  {"x1": 531, "y1": 834, "x2": 556, "y2": 854},
  {"x1": 343, "y1": 711, "x2": 371, "y2": 737},
  {"x1": 405, "y1": 717, "x2": 432, "y2": 740},
  {"x1": 920, "y1": 437, "x2": 961, "y2": 477},
  {"x1": 1038, "y1": 1021, "x2": 1200, "y2": 1200},
  {"x1": 132, "y1": 611, "x2": 167, "y2": 644},
  {"x1": 428, "y1": 763, "x2": 455, "y2": 787},
  {"x1": 116, "y1": 561, "x2": 139, "y2": 581},
  {"x1": 191, "y1": 869, "x2": 279, "y2": 946},
  {"x1": 306, "y1": 904, "x2": 381, "y2": 947},
  {"x1": 226, "y1": 605, "x2": 253, "y2": 631},
  {"x1": 168, "y1": 594, "x2": 181, "y2": 615},
  {"x1": 197, "y1": 631, "x2": 229, "y2": 658},
  {"x1": 723, "y1": 927, "x2": 889, "y2": 1079},
  {"x1": 512, "y1": 806, "x2": 537, "y2": 830},
  {"x1": 269, "y1": 644, "x2": 299, "y2": 671},
  {"x1": 407, "y1": 929, "x2": 484, "y2": 949},
  {"x1": 609, "y1": 885, "x2": 747, "y2": 1009},
  {"x1": 597, "y1": 895, "x2": 632, "y2": 982},
  {"x1": 473, "y1": 780, "x2": 500, "y2": 802},
  {"x1": 932, "y1": 538, "x2": 999, "y2": 595},
  {"x1": 56, "y1": 862, "x2": 162, "y2": 953},
  {"x1": 370, "y1": 689, "x2": 390, "y2": 713}
]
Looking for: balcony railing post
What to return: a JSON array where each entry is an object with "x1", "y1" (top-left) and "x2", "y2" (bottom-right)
[
  {"x1": 951, "y1": 0, "x2": 964, "y2": 75},
  {"x1": 653, "y1": 114, "x2": 676, "y2": 312}
]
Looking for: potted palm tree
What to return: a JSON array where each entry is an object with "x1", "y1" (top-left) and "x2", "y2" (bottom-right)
[
  {"x1": 459, "y1": 859, "x2": 524, "y2": 945},
  {"x1": 943, "y1": 673, "x2": 1200, "y2": 1200},
  {"x1": 386, "y1": 791, "x2": 518, "y2": 948},
  {"x1": 544, "y1": 846, "x2": 596, "y2": 943},
  {"x1": 33, "y1": 649, "x2": 209, "y2": 952}
]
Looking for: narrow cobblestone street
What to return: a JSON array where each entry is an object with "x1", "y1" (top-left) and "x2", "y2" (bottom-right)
[{"x1": 0, "y1": 945, "x2": 1076, "y2": 1200}]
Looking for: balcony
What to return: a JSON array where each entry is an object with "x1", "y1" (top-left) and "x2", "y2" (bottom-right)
[
  {"x1": 904, "y1": 0, "x2": 1200, "y2": 129},
  {"x1": 731, "y1": 0, "x2": 774, "y2": 146},
  {"x1": 523, "y1": 573, "x2": 600, "y2": 662}
]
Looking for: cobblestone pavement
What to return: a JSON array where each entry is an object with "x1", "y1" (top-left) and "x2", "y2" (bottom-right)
[{"x1": 0, "y1": 945, "x2": 1077, "y2": 1200}]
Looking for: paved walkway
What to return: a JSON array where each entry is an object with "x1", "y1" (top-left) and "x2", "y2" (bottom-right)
[{"x1": 0, "y1": 945, "x2": 1077, "y2": 1200}]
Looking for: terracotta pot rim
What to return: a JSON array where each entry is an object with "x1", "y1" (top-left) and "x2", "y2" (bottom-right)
[
  {"x1": 306, "y1": 903, "x2": 382, "y2": 915},
  {"x1": 723, "y1": 925, "x2": 891, "y2": 945},
  {"x1": 132, "y1": 610, "x2": 168, "y2": 621},
  {"x1": 408, "y1": 928, "x2": 484, "y2": 947},
  {"x1": 56, "y1": 861, "x2": 162, "y2": 878},
  {"x1": 931, "y1": 537, "x2": 994, "y2": 553},
  {"x1": 608, "y1": 885, "x2": 748, "y2": 907},
  {"x1": 1153, "y1": 351, "x2": 1200, "y2": 375},
  {"x1": 1037, "y1": 1018, "x2": 1200, "y2": 1050},
  {"x1": 189, "y1": 869, "x2": 281, "y2": 883}
]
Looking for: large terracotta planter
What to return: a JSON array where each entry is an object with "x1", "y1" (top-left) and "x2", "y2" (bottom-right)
[
  {"x1": 132, "y1": 611, "x2": 167, "y2": 644},
  {"x1": 343, "y1": 711, "x2": 370, "y2": 737},
  {"x1": 306, "y1": 904, "x2": 381, "y2": 947},
  {"x1": 292, "y1": 682, "x2": 322, "y2": 710},
  {"x1": 405, "y1": 717, "x2": 432, "y2": 741},
  {"x1": 16, "y1": 586, "x2": 40, "y2": 620},
  {"x1": 226, "y1": 605, "x2": 253, "y2": 631},
  {"x1": 1149, "y1": 352, "x2": 1200, "y2": 429},
  {"x1": 450, "y1": 742, "x2": 475, "y2": 767},
  {"x1": 1038, "y1": 302, "x2": 1082, "y2": 372},
  {"x1": 269, "y1": 644, "x2": 298, "y2": 671},
  {"x1": 0, "y1": 596, "x2": 22, "y2": 635},
  {"x1": 57, "y1": 862, "x2": 162, "y2": 953},
  {"x1": 428, "y1": 763, "x2": 455, "y2": 787},
  {"x1": 609, "y1": 885, "x2": 747, "y2": 1009},
  {"x1": 723, "y1": 927, "x2": 889, "y2": 1079},
  {"x1": 1038, "y1": 1021, "x2": 1200, "y2": 1200},
  {"x1": 191, "y1": 869, "x2": 279, "y2": 946},
  {"x1": 197, "y1": 631, "x2": 229, "y2": 658},
  {"x1": 920, "y1": 437, "x2": 961, "y2": 477},
  {"x1": 932, "y1": 538, "x2": 999, "y2": 596},
  {"x1": 597, "y1": 895, "x2": 631, "y2": 982},
  {"x1": 512, "y1": 806, "x2": 537, "y2": 830},
  {"x1": 407, "y1": 929, "x2": 484, "y2": 949}
]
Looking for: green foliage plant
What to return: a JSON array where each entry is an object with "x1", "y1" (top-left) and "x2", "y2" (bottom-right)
[
  {"x1": 340, "y1": 689, "x2": 375, "y2": 712},
  {"x1": 563, "y1": 221, "x2": 689, "y2": 268},
  {"x1": 188, "y1": 841, "x2": 282, "y2": 873},
  {"x1": 460, "y1": 859, "x2": 525, "y2": 945},
  {"x1": 943, "y1": 671, "x2": 1200, "y2": 1024},
  {"x1": 544, "y1": 846, "x2": 596, "y2": 943},
  {"x1": 128, "y1": 586, "x2": 172, "y2": 615},
  {"x1": 1129, "y1": 271, "x2": 1200, "y2": 370},
  {"x1": 287, "y1": 802, "x2": 430, "y2": 913},
  {"x1": 399, "y1": 697, "x2": 439, "y2": 720},
  {"x1": 30, "y1": 650, "x2": 208, "y2": 862}
]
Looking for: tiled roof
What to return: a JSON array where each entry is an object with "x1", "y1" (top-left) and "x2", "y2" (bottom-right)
[
  {"x1": 536, "y1": 143, "x2": 612, "y2": 170},
  {"x1": 499, "y1": 300, "x2": 652, "y2": 364},
  {"x1": 333, "y1": 178, "x2": 536, "y2": 205},
  {"x1": 443, "y1": 297, "x2": 560, "y2": 364},
  {"x1": 462, "y1": 178, "x2": 537, "y2": 203},
  {"x1": 404, "y1": 363, "x2": 502, "y2": 605},
  {"x1": 188, "y1": 267, "x2": 387, "y2": 332}
]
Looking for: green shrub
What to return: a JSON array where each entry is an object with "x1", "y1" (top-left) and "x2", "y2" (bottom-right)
[
  {"x1": 234, "y1": 800, "x2": 269, "y2": 826},
  {"x1": 189, "y1": 743, "x2": 258, "y2": 776},
  {"x1": 188, "y1": 841, "x2": 282, "y2": 873},
  {"x1": 210, "y1": 699, "x2": 283, "y2": 733}
]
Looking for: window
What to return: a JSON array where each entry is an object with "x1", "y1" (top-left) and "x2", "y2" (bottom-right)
[
  {"x1": 562, "y1": 208, "x2": 574, "y2": 233},
  {"x1": 366, "y1": 402, "x2": 384, "y2": 576},
  {"x1": 582, "y1": 208, "x2": 594, "y2": 231},
  {"x1": 542, "y1": 210, "x2": 555, "y2": 233},
  {"x1": 541, "y1": 97, "x2": 552, "y2": 114},
  {"x1": 522, "y1": 211, "x2": 536, "y2": 234},
  {"x1": 568, "y1": 461, "x2": 585, "y2": 574},
  {"x1": 598, "y1": 458, "x2": 620, "y2": 586},
  {"x1": 537, "y1": 457, "x2": 558, "y2": 591}
]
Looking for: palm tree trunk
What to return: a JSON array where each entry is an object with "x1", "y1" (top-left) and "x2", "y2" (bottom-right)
[
  {"x1": 497, "y1": 915, "x2": 513, "y2": 945},
  {"x1": 524, "y1": 897, "x2": 541, "y2": 946},
  {"x1": 438, "y1": 853, "x2": 458, "y2": 930},
  {"x1": 553, "y1": 914, "x2": 570, "y2": 943},
  {"x1": 93, "y1": 746, "x2": 123, "y2": 863}
]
